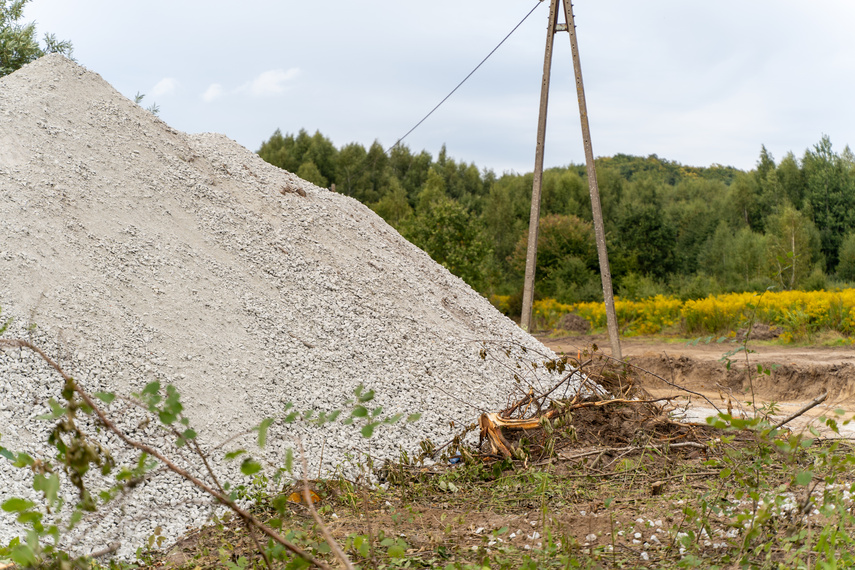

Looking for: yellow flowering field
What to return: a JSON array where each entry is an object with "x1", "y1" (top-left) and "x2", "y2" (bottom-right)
[
  {"x1": 512, "y1": 289, "x2": 855, "y2": 341},
  {"x1": 532, "y1": 295, "x2": 683, "y2": 336}
]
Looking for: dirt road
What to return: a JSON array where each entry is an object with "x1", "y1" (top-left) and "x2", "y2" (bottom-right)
[{"x1": 539, "y1": 334, "x2": 855, "y2": 436}]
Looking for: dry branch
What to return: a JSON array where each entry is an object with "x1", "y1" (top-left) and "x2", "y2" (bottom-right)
[
  {"x1": 773, "y1": 391, "x2": 828, "y2": 429},
  {"x1": 479, "y1": 397, "x2": 677, "y2": 458},
  {"x1": 298, "y1": 439, "x2": 354, "y2": 570},
  {"x1": 559, "y1": 441, "x2": 707, "y2": 462}
]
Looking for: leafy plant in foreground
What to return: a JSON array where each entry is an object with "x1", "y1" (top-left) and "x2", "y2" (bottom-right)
[{"x1": 0, "y1": 328, "x2": 419, "y2": 569}]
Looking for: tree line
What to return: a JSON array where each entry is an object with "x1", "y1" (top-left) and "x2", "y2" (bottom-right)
[{"x1": 258, "y1": 129, "x2": 855, "y2": 315}]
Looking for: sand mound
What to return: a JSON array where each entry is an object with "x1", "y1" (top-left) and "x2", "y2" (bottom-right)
[{"x1": 0, "y1": 55, "x2": 558, "y2": 558}]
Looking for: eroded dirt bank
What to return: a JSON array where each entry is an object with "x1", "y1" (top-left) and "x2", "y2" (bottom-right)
[{"x1": 540, "y1": 335, "x2": 855, "y2": 434}]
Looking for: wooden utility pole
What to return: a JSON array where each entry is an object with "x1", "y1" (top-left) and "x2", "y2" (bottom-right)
[
  {"x1": 520, "y1": 0, "x2": 559, "y2": 334},
  {"x1": 520, "y1": 0, "x2": 622, "y2": 360}
]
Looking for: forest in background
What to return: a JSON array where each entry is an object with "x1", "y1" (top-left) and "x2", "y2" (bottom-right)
[{"x1": 257, "y1": 129, "x2": 855, "y2": 317}]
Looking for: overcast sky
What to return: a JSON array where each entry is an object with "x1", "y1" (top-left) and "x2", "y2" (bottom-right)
[{"x1": 26, "y1": 0, "x2": 855, "y2": 174}]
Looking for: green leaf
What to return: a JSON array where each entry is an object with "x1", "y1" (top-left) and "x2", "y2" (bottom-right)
[
  {"x1": 351, "y1": 406, "x2": 368, "y2": 418},
  {"x1": 240, "y1": 458, "x2": 262, "y2": 476},
  {"x1": 284, "y1": 411, "x2": 298, "y2": 423},
  {"x1": 142, "y1": 381, "x2": 161, "y2": 396},
  {"x1": 33, "y1": 473, "x2": 60, "y2": 506},
  {"x1": 35, "y1": 399, "x2": 67, "y2": 420},
  {"x1": 2, "y1": 498, "x2": 34, "y2": 513},
  {"x1": 371, "y1": 406, "x2": 383, "y2": 417},
  {"x1": 0, "y1": 447, "x2": 13, "y2": 461},
  {"x1": 358, "y1": 389, "x2": 375, "y2": 403},
  {"x1": 182, "y1": 428, "x2": 197, "y2": 440},
  {"x1": 158, "y1": 410, "x2": 178, "y2": 425},
  {"x1": 356, "y1": 536, "x2": 370, "y2": 558},
  {"x1": 387, "y1": 544, "x2": 406, "y2": 558},
  {"x1": 257, "y1": 417, "x2": 274, "y2": 448},
  {"x1": 327, "y1": 409, "x2": 341, "y2": 422},
  {"x1": 17, "y1": 511, "x2": 42, "y2": 525},
  {"x1": 406, "y1": 413, "x2": 422, "y2": 423},
  {"x1": 384, "y1": 413, "x2": 403, "y2": 425},
  {"x1": 795, "y1": 470, "x2": 813, "y2": 486},
  {"x1": 94, "y1": 392, "x2": 116, "y2": 404},
  {"x1": 284, "y1": 449, "x2": 294, "y2": 474},
  {"x1": 10, "y1": 544, "x2": 37, "y2": 566},
  {"x1": 361, "y1": 423, "x2": 376, "y2": 438},
  {"x1": 224, "y1": 449, "x2": 247, "y2": 461}
]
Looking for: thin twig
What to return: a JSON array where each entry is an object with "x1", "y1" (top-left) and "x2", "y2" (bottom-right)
[
  {"x1": 317, "y1": 437, "x2": 326, "y2": 480},
  {"x1": 247, "y1": 521, "x2": 274, "y2": 570},
  {"x1": 213, "y1": 427, "x2": 257, "y2": 450},
  {"x1": 288, "y1": 331, "x2": 315, "y2": 349},
  {"x1": 89, "y1": 542, "x2": 121, "y2": 558},
  {"x1": 559, "y1": 441, "x2": 706, "y2": 461},
  {"x1": 431, "y1": 382, "x2": 489, "y2": 413},
  {"x1": 297, "y1": 439, "x2": 355, "y2": 570},
  {"x1": 773, "y1": 391, "x2": 828, "y2": 429},
  {"x1": 651, "y1": 352, "x2": 723, "y2": 413}
]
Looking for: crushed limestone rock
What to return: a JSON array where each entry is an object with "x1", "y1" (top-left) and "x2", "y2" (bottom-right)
[{"x1": 0, "y1": 55, "x2": 562, "y2": 558}]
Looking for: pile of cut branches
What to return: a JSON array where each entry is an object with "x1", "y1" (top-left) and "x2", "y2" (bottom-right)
[{"x1": 425, "y1": 343, "x2": 714, "y2": 470}]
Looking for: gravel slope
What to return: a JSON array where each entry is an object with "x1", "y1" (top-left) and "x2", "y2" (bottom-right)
[{"x1": 0, "y1": 54, "x2": 562, "y2": 558}]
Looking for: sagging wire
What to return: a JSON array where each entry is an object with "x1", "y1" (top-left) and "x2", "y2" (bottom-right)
[{"x1": 386, "y1": 0, "x2": 545, "y2": 153}]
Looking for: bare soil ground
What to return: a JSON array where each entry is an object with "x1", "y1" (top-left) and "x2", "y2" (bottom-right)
[
  {"x1": 133, "y1": 335, "x2": 855, "y2": 569},
  {"x1": 540, "y1": 334, "x2": 855, "y2": 436}
]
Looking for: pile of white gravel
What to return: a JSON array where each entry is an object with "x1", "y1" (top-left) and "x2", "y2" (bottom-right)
[{"x1": 0, "y1": 54, "x2": 567, "y2": 559}]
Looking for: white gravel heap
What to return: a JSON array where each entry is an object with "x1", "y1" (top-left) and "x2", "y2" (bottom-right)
[{"x1": 0, "y1": 55, "x2": 564, "y2": 558}]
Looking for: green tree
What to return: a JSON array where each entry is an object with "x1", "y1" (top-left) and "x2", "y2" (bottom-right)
[
  {"x1": 415, "y1": 168, "x2": 448, "y2": 213},
  {"x1": 726, "y1": 172, "x2": 763, "y2": 230},
  {"x1": 370, "y1": 178, "x2": 412, "y2": 226},
  {"x1": 335, "y1": 141, "x2": 368, "y2": 195},
  {"x1": 836, "y1": 232, "x2": 855, "y2": 282},
  {"x1": 754, "y1": 145, "x2": 787, "y2": 219},
  {"x1": 664, "y1": 178, "x2": 728, "y2": 276},
  {"x1": 1, "y1": 0, "x2": 73, "y2": 76},
  {"x1": 765, "y1": 205, "x2": 822, "y2": 290},
  {"x1": 614, "y1": 181, "x2": 677, "y2": 280},
  {"x1": 481, "y1": 172, "x2": 531, "y2": 283},
  {"x1": 400, "y1": 196, "x2": 490, "y2": 291},
  {"x1": 302, "y1": 131, "x2": 338, "y2": 185},
  {"x1": 776, "y1": 151, "x2": 806, "y2": 209},
  {"x1": 802, "y1": 135, "x2": 855, "y2": 270},
  {"x1": 510, "y1": 214, "x2": 600, "y2": 303},
  {"x1": 698, "y1": 221, "x2": 735, "y2": 284},
  {"x1": 389, "y1": 145, "x2": 431, "y2": 204},
  {"x1": 295, "y1": 161, "x2": 328, "y2": 188},
  {"x1": 731, "y1": 227, "x2": 768, "y2": 288}
]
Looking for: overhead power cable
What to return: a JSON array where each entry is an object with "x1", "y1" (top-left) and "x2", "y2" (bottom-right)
[{"x1": 387, "y1": 0, "x2": 545, "y2": 153}]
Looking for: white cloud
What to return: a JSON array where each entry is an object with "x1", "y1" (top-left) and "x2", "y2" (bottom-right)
[
  {"x1": 202, "y1": 83, "x2": 224, "y2": 102},
  {"x1": 151, "y1": 77, "x2": 178, "y2": 97},
  {"x1": 247, "y1": 68, "x2": 301, "y2": 97}
]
